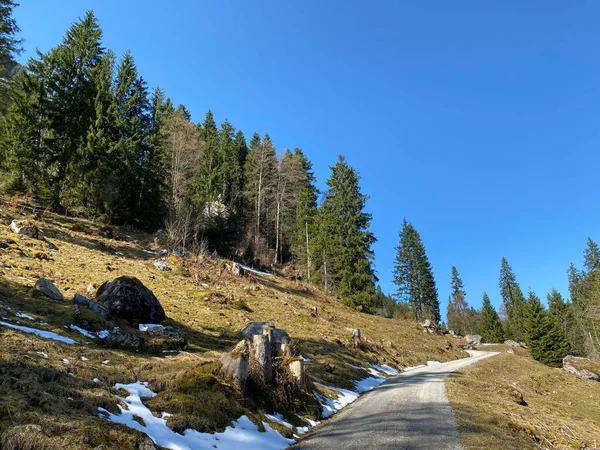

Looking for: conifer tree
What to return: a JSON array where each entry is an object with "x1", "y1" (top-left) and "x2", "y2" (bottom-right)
[
  {"x1": 447, "y1": 266, "x2": 469, "y2": 335},
  {"x1": 480, "y1": 293, "x2": 505, "y2": 343},
  {"x1": 291, "y1": 149, "x2": 318, "y2": 283},
  {"x1": 584, "y1": 238, "x2": 600, "y2": 274},
  {"x1": 498, "y1": 257, "x2": 526, "y2": 341},
  {"x1": 393, "y1": 219, "x2": 439, "y2": 322},
  {"x1": 524, "y1": 291, "x2": 548, "y2": 360},
  {"x1": 0, "y1": 0, "x2": 22, "y2": 112},
  {"x1": 196, "y1": 109, "x2": 223, "y2": 224},
  {"x1": 316, "y1": 156, "x2": 377, "y2": 311}
]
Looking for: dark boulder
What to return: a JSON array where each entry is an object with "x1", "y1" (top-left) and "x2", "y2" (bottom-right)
[{"x1": 96, "y1": 276, "x2": 166, "y2": 324}]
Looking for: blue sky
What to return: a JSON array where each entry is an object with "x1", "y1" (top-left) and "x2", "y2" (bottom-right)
[{"x1": 14, "y1": 1, "x2": 600, "y2": 320}]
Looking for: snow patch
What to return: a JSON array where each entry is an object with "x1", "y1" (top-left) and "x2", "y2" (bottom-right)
[
  {"x1": 69, "y1": 324, "x2": 97, "y2": 339},
  {"x1": 299, "y1": 355, "x2": 312, "y2": 362},
  {"x1": 139, "y1": 324, "x2": 164, "y2": 332},
  {"x1": 427, "y1": 360, "x2": 441, "y2": 366},
  {"x1": 370, "y1": 363, "x2": 398, "y2": 375},
  {"x1": 15, "y1": 312, "x2": 34, "y2": 320},
  {"x1": 265, "y1": 413, "x2": 293, "y2": 429},
  {"x1": 314, "y1": 383, "x2": 360, "y2": 418},
  {"x1": 0, "y1": 321, "x2": 78, "y2": 344},
  {"x1": 239, "y1": 264, "x2": 273, "y2": 276},
  {"x1": 37, "y1": 351, "x2": 49, "y2": 359},
  {"x1": 99, "y1": 382, "x2": 294, "y2": 450},
  {"x1": 345, "y1": 361, "x2": 363, "y2": 370}
]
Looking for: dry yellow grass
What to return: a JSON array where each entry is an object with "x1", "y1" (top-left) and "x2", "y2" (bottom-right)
[
  {"x1": 0, "y1": 196, "x2": 466, "y2": 448},
  {"x1": 447, "y1": 351, "x2": 600, "y2": 450}
]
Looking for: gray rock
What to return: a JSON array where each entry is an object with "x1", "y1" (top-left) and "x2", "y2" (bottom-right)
[
  {"x1": 563, "y1": 355, "x2": 600, "y2": 381},
  {"x1": 465, "y1": 334, "x2": 482, "y2": 346},
  {"x1": 347, "y1": 328, "x2": 361, "y2": 348},
  {"x1": 73, "y1": 293, "x2": 109, "y2": 318},
  {"x1": 153, "y1": 258, "x2": 170, "y2": 271},
  {"x1": 10, "y1": 219, "x2": 45, "y2": 240},
  {"x1": 35, "y1": 278, "x2": 63, "y2": 300},
  {"x1": 96, "y1": 276, "x2": 166, "y2": 324},
  {"x1": 145, "y1": 325, "x2": 187, "y2": 351},
  {"x1": 172, "y1": 247, "x2": 185, "y2": 257},
  {"x1": 104, "y1": 327, "x2": 141, "y2": 349},
  {"x1": 220, "y1": 340, "x2": 250, "y2": 392},
  {"x1": 421, "y1": 319, "x2": 440, "y2": 334}
]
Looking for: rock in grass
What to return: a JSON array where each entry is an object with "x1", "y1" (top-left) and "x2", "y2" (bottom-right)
[
  {"x1": 563, "y1": 355, "x2": 600, "y2": 381},
  {"x1": 153, "y1": 258, "x2": 170, "y2": 271},
  {"x1": 35, "y1": 278, "x2": 63, "y2": 300},
  {"x1": 96, "y1": 276, "x2": 166, "y2": 324},
  {"x1": 240, "y1": 321, "x2": 293, "y2": 357},
  {"x1": 73, "y1": 293, "x2": 109, "y2": 318},
  {"x1": 9, "y1": 219, "x2": 45, "y2": 240},
  {"x1": 504, "y1": 339, "x2": 521, "y2": 347},
  {"x1": 465, "y1": 334, "x2": 482, "y2": 346}
]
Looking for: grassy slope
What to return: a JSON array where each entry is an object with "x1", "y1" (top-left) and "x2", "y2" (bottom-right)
[
  {"x1": 0, "y1": 196, "x2": 466, "y2": 449},
  {"x1": 447, "y1": 348, "x2": 600, "y2": 450}
]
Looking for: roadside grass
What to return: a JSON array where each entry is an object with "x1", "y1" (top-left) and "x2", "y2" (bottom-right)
[
  {"x1": 0, "y1": 195, "x2": 466, "y2": 447},
  {"x1": 446, "y1": 352, "x2": 600, "y2": 450}
]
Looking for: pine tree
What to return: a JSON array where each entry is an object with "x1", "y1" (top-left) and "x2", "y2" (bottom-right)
[
  {"x1": 317, "y1": 155, "x2": 377, "y2": 311},
  {"x1": 447, "y1": 266, "x2": 469, "y2": 335},
  {"x1": 584, "y1": 238, "x2": 600, "y2": 274},
  {"x1": 196, "y1": 109, "x2": 224, "y2": 225},
  {"x1": 290, "y1": 149, "x2": 318, "y2": 283},
  {"x1": 393, "y1": 219, "x2": 439, "y2": 322},
  {"x1": 480, "y1": 293, "x2": 505, "y2": 343},
  {"x1": 498, "y1": 257, "x2": 526, "y2": 341},
  {"x1": 539, "y1": 313, "x2": 569, "y2": 367}
]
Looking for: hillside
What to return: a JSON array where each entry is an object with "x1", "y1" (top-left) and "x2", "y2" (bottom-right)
[
  {"x1": 0, "y1": 196, "x2": 465, "y2": 449},
  {"x1": 447, "y1": 346, "x2": 600, "y2": 449}
]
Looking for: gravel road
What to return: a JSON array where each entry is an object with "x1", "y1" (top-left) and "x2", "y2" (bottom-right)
[{"x1": 293, "y1": 350, "x2": 499, "y2": 450}]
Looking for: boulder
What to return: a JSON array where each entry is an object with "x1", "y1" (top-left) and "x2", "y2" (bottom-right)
[
  {"x1": 220, "y1": 340, "x2": 250, "y2": 392},
  {"x1": 465, "y1": 334, "x2": 482, "y2": 346},
  {"x1": 96, "y1": 276, "x2": 166, "y2": 324},
  {"x1": 153, "y1": 258, "x2": 170, "y2": 271},
  {"x1": 73, "y1": 293, "x2": 109, "y2": 318},
  {"x1": 35, "y1": 278, "x2": 63, "y2": 300},
  {"x1": 144, "y1": 325, "x2": 187, "y2": 351},
  {"x1": 563, "y1": 355, "x2": 600, "y2": 381},
  {"x1": 104, "y1": 327, "x2": 141, "y2": 349},
  {"x1": 504, "y1": 340, "x2": 521, "y2": 347},
  {"x1": 421, "y1": 319, "x2": 440, "y2": 334},
  {"x1": 10, "y1": 219, "x2": 44, "y2": 240},
  {"x1": 511, "y1": 390, "x2": 527, "y2": 406}
]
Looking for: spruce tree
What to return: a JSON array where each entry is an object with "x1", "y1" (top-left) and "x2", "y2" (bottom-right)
[
  {"x1": 498, "y1": 257, "x2": 526, "y2": 341},
  {"x1": 447, "y1": 266, "x2": 469, "y2": 335},
  {"x1": 523, "y1": 291, "x2": 548, "y2": 361},
  {"x1": 317, "y1": 155, "x2": 377, "y2": 311},
  {"x1": 480, "y1": 293, "x2": 505, "y2": 343},
  {"x1": 393, "y1": 219, "x2": 439, "y2": 322},
  {"x1": 584, "y1": 238, "x2": 600, "y2": 273},
  {"x1": 0, "y1": 0, "x2": 22, "y2": 112}
]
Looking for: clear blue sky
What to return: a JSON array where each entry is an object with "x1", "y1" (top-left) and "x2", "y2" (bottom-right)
[{"x1": 14, "y1": 1, "x2": 600, "y2": 320}]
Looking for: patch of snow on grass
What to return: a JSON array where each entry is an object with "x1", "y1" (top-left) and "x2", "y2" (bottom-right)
[
  {"x1": 69, "y1": 324, "x2": 97, "y2": 339},
  {"x1": 371, "y1": 363, "x2": 398, "y2": 375},
  {"x1": 355, "y1": 372, "x2": 386, "y2": 393},
  {"x1": 427, "y1": 360, "x2": 441, "y2": 366},
  {"x1": 0, "y1": 321, "x2": 78, "y2": 344},
  {"x1": 345, "y1": 361, "x2": 363, "y2": 370},
  {"x1": 97, "y1": 330, "x2": 110, "y2": 339},
  {"x1": 239, "y1": 264, "x2": 273, "y2": 276},
  {"x1": 80, "y1": 356, "x2": 89, "y2": 361},
  {"x1": 37, "y1": 351, "x2": 48, "y2": 359},
  {"x1": 139, "y1": 324, "x2": 164, "y2": 332},
  {"x1": 314, "y1": 383, "x2": 360, "y2": 418},
  {"x1": 265, "y1": 413, "x2": 293, "y2": 429},
  {"x1": 299, "y1": 355, "x2": 312, "y2": 362},
  {"x1": 15, "y1": 312, "x2": 34, "y2": 320},
  {"x1": 296, "y1": 419, "x2": 319, "y2": 435},
  {"x1": 99, "y1": 382, "x2": 294, "y2": 450}
]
